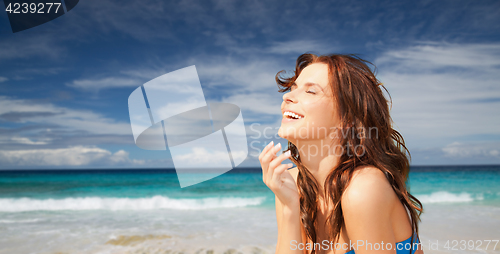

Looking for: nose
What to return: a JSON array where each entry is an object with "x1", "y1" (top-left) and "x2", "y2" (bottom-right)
[{"x1": 283, "y1": 90, "x2": 296, "y2": 103}]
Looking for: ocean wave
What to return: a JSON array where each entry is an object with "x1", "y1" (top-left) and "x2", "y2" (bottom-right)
[
  {"x1": 416, "y1": 191, "x2": 483, "y2": 203},
  {"x1": 0, "y1": 196, "x2": 265, "y2": 212},
  {"x1": 0, "y1": 218, "x2": 43, "y2": 223}
]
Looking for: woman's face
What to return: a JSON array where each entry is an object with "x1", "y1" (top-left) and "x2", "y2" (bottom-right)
[{"x1": 278, "y1": 63, "x2": 341, "y2": 142}]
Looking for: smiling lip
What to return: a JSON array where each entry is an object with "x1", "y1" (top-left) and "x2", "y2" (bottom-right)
[
  {"x1": 281, "y1": 109, "x2": 304, "y2": 123},
  {"x1": 282, "y1": 109, "x2": 304, "y2": 117},
  {"x1": 282, "y1": 117, "x2": 303, "y2": 123}
]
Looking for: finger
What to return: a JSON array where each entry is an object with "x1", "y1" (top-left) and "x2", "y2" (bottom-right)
[
  {"x1": 259, "y1": 141, "x2": 274, "y2": 161},
  {"x1": 269, "y1": 149, "x2": 291, "y2": 172},
  {"x1": 268, "y1": 149, "x2": 291, "y2": 183},
  {"x1": 273, "y1": 161, "x2": 293, "y2": 180},
  {"x1": 267, "y1": 148, "x2": 289, "y2": 184},
  {"x1": 265, "y1": 143, "x2": 283, "y2": 180},
  {"x1": 270, "y1": 162, "x2": 294, "y2": 187},
  {"x1": 262, "y1": 142, "x2": 281, "y2": 183},
  {"x1": 262, "y1": 142, "x2": 281, "y2": 165},
  {"x1": 260, "y1": 141, "x2": 274, "y2": 179}
]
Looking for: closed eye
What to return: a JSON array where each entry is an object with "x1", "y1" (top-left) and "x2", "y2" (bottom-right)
[{"x1": 306, "y1": 90, "x2": 316, "y2": 94}]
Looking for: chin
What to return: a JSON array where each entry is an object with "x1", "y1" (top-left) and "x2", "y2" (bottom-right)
[
  {"x1": 277, "y1": 127, "x2": 289, "y2": 140},
  {"x1": 277, "y1": 128, "x2": 286, "y2": 139},
  {"x1": 278, "y1": 128, "x2": 297, "y2": 144}
]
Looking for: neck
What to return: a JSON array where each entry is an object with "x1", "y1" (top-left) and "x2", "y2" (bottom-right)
[{"x1": 292, "y1": 138, "x2": 342, "y2": 194}]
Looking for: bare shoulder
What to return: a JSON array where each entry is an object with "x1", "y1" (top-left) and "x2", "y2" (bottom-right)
[
  {"x1": 341, "y1": 165, "x2": 400, "y2": 244},
  {"x1": 341, "y1": 165, "x2": 398, "y2": 212}
]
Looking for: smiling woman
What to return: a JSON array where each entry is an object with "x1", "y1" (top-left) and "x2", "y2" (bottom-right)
[{"x1": 259, "y1": 53, "x2": 424, "y2": 254}]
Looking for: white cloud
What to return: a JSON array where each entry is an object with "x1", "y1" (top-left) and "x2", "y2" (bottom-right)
[
  {"x1": 0, "y1": 34, "x2": 64, "y2": 61},
  {"x1": 172, "y1": 147, "x2": 231, "y2": 166},
  {"x1": 9, "y1": 137, "x2": 51, "y2": 145},
  {"x1": 219, "y1": 39, "x2": 335, "y2": 56},
  {"x1": 73, "y1": 0, "x2": 179, "y2": 41},
  {"x1": 0, "y1": 96, "x2": 132, "y2": 135},
  {"x1": 111, "y1": 55, "x2": 286, "y2": 119},
  {"x1": 68, "y1": 52, "x2": 284, "y2": 94},
  {"x1": 377, "y1": 42, "x2": 500, "y2": 70},
  {"x1": 442, "y1": 141, "x2": 500, "y2": 158},
  {"x1": 0, "y1": 77, "x2": 7, "y2": 83},
  {"x1": 67, "y1": 77, "x2": 142, "y2": 91},
  {"x1": 375, "y1": 42, "x2": 500, "y2": 148},
  {"x1": 197, "y1": 57, "x2": 279, "y2": 91},
  {"x1": 0, "y1": 146, "x2": 144, "y2": 167},
  {"x1": 266, "y1": 40, "x2": 334, "y2": 55},
  {"x1": 220, "y1": 92, "x2": 282, "y2": 116}
]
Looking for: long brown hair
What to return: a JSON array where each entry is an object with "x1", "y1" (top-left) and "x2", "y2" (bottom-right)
[{"x1": 276, "y1": 53, "x2": 423, "y2": 253}]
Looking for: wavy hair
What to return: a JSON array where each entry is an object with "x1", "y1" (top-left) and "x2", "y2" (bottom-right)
[{"x1": 276, "y1": 53, "x2": 423, "y2": 254}]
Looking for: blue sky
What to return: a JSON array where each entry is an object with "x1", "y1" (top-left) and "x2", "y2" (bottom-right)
[{"x1": 0, "y1": 0, "x2": 499, "y2": 169}]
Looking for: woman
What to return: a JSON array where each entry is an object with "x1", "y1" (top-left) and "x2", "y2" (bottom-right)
[{"x1": 259, "y1": 53, "x2": 424, "y2": 254}]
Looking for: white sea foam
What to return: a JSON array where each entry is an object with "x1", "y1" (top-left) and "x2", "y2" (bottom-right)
[
  {"x1": 0, "y1": 219, "x2": 42, "y2": 223},
  {"x1": 0, "y1": 196, "x2": 265, "y2": 212},
  {"x1": 416, "y1": 191, "x2": 483, "y2": 203}
]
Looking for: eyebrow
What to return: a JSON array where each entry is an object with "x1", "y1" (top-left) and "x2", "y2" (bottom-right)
[{"x1": 292, "y1": 82, "x2": 324, "y2": 91}]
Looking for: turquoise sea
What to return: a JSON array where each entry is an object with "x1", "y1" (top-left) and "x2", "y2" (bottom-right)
[{"x1": 0, "y1": 165, "x2": 499, "y2": 254}]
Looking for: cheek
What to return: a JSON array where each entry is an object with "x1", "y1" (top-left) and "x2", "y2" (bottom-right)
[
  {"x1": 304, "y1": 103, "x2": 338, "y2": 137},
  {"x1": 305, "y1": 100, "x2": 336, "y2": 122}
]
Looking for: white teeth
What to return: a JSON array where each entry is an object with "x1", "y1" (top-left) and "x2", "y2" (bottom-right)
[{"x1": 283, "y1": 111, "x2": 303, "y2": 119}]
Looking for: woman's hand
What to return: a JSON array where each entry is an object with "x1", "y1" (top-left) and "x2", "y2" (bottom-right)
[{"x1": 259, "y1": 141, "x2": 300, "y2": 209}]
